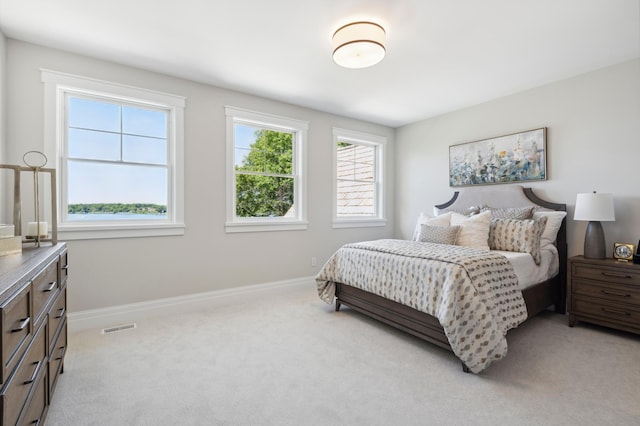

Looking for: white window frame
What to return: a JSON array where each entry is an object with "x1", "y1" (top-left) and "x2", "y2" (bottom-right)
[
  {"x1": 332, "y1": 128, "x2": 386, "y2": 228},
  {"x1": 41, "y1": 69, "x2": 186, "y2": 240},
  {"x1": 225, "y1": 106, "x2": 308, "y2": 233}
]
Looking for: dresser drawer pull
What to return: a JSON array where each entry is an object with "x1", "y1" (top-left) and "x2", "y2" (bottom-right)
[
  {"x1": 12, "y1": 317, "x2": 30, "y2": 333},
  {"x1": 601, "y1": 272, "x2": 633, "y2": 279},
  {"x1": 601, "y1": 289, "x2": 631, "y2": 298},
  {"x1": 24, "y1": 360, "x2": 41, "y2": 385},
  {"x1": 61, "y1": 265, "x2": 69, "y2": 271},
  {"x1": 43, "y1": 281, "x2": 57, "y2": 292},
  {"x1": 601, "y1": 307, "x2": 631, "y2": 317},
  {"x1": 55, "y1": 346, "x2": 66, "y2": 361},
  {"x1": 55, "y1": 307, "x2": 66, "y2": 319}
]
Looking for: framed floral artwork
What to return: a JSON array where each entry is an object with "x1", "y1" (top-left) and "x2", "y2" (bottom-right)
[{"x1": 449, "y1": 128, "x2": 547, "y2": 187}]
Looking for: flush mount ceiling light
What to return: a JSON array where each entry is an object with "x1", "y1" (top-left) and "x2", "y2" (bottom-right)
[{"x1": 332, "y1": 21, "x2": 386, "y2": 69}]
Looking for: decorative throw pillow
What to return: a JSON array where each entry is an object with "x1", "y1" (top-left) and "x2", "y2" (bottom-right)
[
  {"x1": 433, "y1": 205, "x2": 482, "y2": 217},
  {"x1": 412, "y1": 211, "x2": 453, "y2": 241},
  {"x1": 532, "y1": 210, "x2": 567, "y2": 250},
  {"x1": 488, "y1": 216, "x2": 548, "y2": 264},
  {"x1": 418, "y1": 225, "x2": 461, "y2": 245},
  {"x1": 480, "y1": 206, "x2": 535, "y2": 220},
  {"x1": 450, "y1": 210, "x2": 491, "y2": 250}
]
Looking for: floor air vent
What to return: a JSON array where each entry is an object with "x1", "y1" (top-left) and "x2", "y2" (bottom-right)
[{"x1": 101, "y1": 323, "x2": 137, "y2": 334}]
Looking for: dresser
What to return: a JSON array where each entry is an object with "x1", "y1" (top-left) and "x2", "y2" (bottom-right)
[
  {"x1": 0, "y1": 243, "x2": 68, "y2": 425},
  {"x1": 568, "y1": 255, "x2": 640, "y2": 335}
]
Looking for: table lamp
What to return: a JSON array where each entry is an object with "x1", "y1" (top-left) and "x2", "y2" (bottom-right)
[{"x1": 574, "y1": 191, "x2": 615, "y2": 259}]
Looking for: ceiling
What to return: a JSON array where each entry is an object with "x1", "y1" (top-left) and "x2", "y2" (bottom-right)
[{"x1": 0, "y1": 0, "x2": 638, "y2": 128}]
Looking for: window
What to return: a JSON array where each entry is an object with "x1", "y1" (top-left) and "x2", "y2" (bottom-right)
[
  {"x1": 225, "y1": 107, "x2": 308, "y2": 232},
  {"x1": 42, "y1": 70, "x2": 185, "y2": 240},
  {"x1": 333, "y1": 128, "x2": 386, "y2": 228}
]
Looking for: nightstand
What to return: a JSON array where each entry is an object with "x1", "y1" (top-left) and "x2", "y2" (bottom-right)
[{"x1": 568, "y1": 256, "x2": 640, "y2": 334}]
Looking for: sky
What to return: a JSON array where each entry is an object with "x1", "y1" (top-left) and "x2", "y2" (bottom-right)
[
  {"x1": 66, "y1": 98, "x2": 266, "y2": 207},
  {"x1": 67, "y1": 96, "x2": 168, "y2": 205}
]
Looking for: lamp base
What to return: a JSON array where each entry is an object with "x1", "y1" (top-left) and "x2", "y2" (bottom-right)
[{"x1": 584, "y1": 221, "x2": 606, "y2": 259}]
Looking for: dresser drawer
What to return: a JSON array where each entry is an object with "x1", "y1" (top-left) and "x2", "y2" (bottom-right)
[
  {"x1": 48, "y1": 319, "x2": 66, "y2": 400},
  {"x1": 0, "y1": 320, "x2": 46, "y2": 426},
  {"x1": 16, "y1": 361, "x2": 47, "y2": 426},
  {"x1": 32, "y1": 257, "x2": 60, "y2": 326},
  {"x1": 1, "y1": 282, "x2": 32, "y2": 385},
  {"x1": 572, "y1": 263, "x2": 640, "y2": 286},
  {"x1": 572, "y1": 278, "x2": 640, "y2": 306},
  {"x1": 59, "y1": 249, "x2": 69, "y2": 287},
  {"x1": 48, "y1": 287, "x2": 67, "y2": 353}
]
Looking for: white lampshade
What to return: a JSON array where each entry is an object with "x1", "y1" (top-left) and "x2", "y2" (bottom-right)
[
  {"x1": 332, "y1": 21, "x2": 386, "y2": 69},
  {"x1": 574, "y1": 192, "x2": 615, "y2": 221}
]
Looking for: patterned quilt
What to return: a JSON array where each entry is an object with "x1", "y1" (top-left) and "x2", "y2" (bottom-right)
[{"x1": 315, "y1": 239, "x2": 528, "y2": 373}]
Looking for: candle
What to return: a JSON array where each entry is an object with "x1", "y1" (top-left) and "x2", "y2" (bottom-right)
[
  {"x1": 27, "y1": 222, "x2": 48, "y2": 238},
  {"x1": 0, "y1": 225, "x2": 15, "y2": 239}
]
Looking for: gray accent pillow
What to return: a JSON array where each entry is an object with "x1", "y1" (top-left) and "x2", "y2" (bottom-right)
[
  {"x1": 418, "y1": 225, "x2": 461, "y2": 245},
  {"x1": 434, "y1": 205, "x2": 482, "y2": 216},
  {"x1": 481, "y1": 206, "x2": 535, "y2": 220}
]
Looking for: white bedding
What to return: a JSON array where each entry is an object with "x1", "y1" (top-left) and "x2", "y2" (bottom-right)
[
  {"x1": 496, "y1": 247, "x2": 559, "y2": 290},
  {"x1": 316, "y1": 239, "x2": 528, "y2": 373}
]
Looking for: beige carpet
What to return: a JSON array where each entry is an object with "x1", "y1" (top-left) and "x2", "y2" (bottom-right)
[{"x1": 46, "y1": 282, "x2": 640, "y2": 425}]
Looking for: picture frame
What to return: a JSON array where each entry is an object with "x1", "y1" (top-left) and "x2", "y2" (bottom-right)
[{"x1": 449, "y1": 127, "x2": 547, "y2": 187}]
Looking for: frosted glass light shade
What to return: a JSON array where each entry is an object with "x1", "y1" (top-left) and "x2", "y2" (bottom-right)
[
  {"x1": 574, "y1": 192, "x2": 615, "y2": 221},
  {"x1": 332, "y1": 21, "x2": 386, "y2": 69}
]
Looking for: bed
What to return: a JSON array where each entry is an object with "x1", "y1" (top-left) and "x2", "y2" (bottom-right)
[{"x1": 316, "y1": 186, "x2": 567, "y2": 373}]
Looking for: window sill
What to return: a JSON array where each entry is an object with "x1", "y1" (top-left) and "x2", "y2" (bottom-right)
[
  {"x1": 332, "y1": 218, "x2": 387, "y2": 229},
  {"x1": 58, "y1": 222, "x2": 185, "y2": 240},
  {"x1": 225, "y1": 220, "x2": 308, "y2": 233}
]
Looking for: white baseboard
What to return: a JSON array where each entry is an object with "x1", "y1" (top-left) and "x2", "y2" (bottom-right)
[{"x1": 68, "y1": 276, "x2": 315, "y2": 333}]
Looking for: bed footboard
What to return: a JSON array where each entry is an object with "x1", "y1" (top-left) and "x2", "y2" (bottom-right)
[
  {"x1": 335, "y1": 282, "x2": 451, "y2": 351},
  {"x1": 335, "y1": 274, "x2": 562, "y2": 373}
]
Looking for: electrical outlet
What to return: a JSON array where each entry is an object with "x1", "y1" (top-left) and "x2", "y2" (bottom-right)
[{"x1": 311, "y1": 257, "x2": 317, "y2": 267}]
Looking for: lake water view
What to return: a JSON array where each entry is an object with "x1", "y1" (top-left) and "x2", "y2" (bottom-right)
[{"x1": 68, "y1": 213, "x2": 167, "y2": 221}]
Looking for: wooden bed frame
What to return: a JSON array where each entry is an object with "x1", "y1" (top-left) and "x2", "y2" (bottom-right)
[{"x1": 334, "y1": 187, "x2": 567, "y2": 372}]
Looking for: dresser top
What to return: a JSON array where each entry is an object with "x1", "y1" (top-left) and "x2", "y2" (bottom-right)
[{"x1": 0, "y1": 243, "x2": 67, "y2": 299}]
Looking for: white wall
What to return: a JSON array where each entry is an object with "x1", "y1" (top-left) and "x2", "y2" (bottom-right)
[
  {"x1": 5, "y1": 40, "x2": 395, "y2": 312},
  {"x1": 395, "y1": 59, "x2": 640, "y2": 258},
  {"x1": 0, "y1": 32, "x2": 6, "y2": 220}
]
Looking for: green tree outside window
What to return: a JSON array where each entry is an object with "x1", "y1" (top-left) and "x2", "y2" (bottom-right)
[{"x1": 235, "y1": 128, "x2": 294, "y2": 217}]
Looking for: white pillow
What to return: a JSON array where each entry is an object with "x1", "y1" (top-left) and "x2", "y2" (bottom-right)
[
  {"x1": 532, "y1": 210, "x2": 567, "y2": 250},
  {"x1": 450, "y1": 210, "x2": 491, "y2": 250},
  {"x1": 412, "y1": 211, "x2": 453, "y2": 241}
]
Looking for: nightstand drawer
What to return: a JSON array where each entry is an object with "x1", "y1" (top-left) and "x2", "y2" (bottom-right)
[
  {"x1": 574, "y1": 297, "x2": 640, "y2": 324},
  {"x1": 572, "y1": 263, "x2": 640, "y2": 286},
  {"x1": 572, "y1": 279, "x2": 640, "y2": 306}
]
